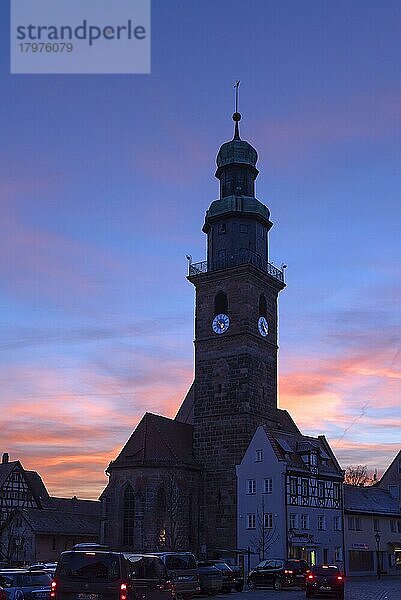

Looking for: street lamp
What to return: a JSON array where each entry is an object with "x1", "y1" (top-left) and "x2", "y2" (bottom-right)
[{"x1": 374, "y1": 532, "x2": 381, "y2": 579}]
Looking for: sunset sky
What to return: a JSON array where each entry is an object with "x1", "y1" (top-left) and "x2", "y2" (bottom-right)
[{"x1": 1, "y1": 0, "x2": 400, "y2": 499}]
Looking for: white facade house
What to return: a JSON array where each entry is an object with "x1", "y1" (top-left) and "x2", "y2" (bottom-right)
[{"x1": 236, "y1": 424, "x2": 344, "y2": 571}]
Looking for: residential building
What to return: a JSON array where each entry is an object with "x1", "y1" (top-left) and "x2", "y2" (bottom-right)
[
  {"x1": 237, "y1": 425, "x2": 344, "y2": 570},
  {"x1": 344, "y1": 450, "x2": 401, "y2": 576}
]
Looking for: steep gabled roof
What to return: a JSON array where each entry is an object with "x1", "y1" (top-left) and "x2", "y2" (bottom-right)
[
  {"x1": 261, "y1": 425, "x2": 342, "y2": 477},
  {"x1": 18, "y1": 508, "x2": 100, "y2": 535},
  {"x1": 24, "y1": 470, "x2": 50, "y2": 504},
  {"x1": 344, "y1": 484, "x2": 400, "y2": 516},
  {"x1": 108, "y1": 412, "x2": 197, "y2": 470}
]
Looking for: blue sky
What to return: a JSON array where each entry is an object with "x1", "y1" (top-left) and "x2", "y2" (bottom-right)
[{"x1": 0, "y1": 0, "x2": 400, "y2": 497}]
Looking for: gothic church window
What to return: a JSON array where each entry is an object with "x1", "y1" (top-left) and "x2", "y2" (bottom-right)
[{"x1": 122, "y1": 485, "x2": 135, "y2": 546}]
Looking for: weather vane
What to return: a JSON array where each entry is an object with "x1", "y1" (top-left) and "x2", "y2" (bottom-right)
[{"x1": 234, "y1": 80, "x2": 240, "y2": 114}]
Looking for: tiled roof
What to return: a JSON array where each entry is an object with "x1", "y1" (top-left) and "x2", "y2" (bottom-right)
[
  {"x1": 20, "y1": 508, "x2": 100, "y2": 535},
  {"x1": 24, "y1": 470, "x2": 50, "y2": 504},
  {"x1": 262, "y1": 426, "x2": 342, "y2": 477},
  {"x1": 109, "y1": 412, "x2": 197, "y2": 469},
  {"x1": 344, "y1": 484, "x2": 401, "y2": 516},
  {"x1": 175, "y1": 383, "x2": 194, "y2": 424},
  {"x1": 43, "y1": 497, "x2": 101, "y2": 515}
]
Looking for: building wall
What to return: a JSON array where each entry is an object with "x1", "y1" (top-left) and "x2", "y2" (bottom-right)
[
  {"x1": 344, "y1": 511, "x2": 401, "y2": 576},
  {"x1": 237, "y1": 426, "x2": 286, "y2": 570},
  {"x1": 101, "y1": 466, "x2": 200, "y2": 553}
]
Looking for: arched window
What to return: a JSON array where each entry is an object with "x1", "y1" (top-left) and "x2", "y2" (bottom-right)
[
  {"x1": 259, "y1": 294, "x2": 267, "y2": 317},
  {"x1": 214, "y1": 291, "x2": 228, "y2": 316},
  {"x1": 122, "y1": 485, "x2": 135, "y2": 547}
]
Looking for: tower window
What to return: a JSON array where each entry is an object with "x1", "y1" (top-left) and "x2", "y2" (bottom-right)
[
  {"x1": 122, "y1": 485, "x2": 135, "y2": 546},
  {"x1": 214, "y1": 291, "x2": 228, "y2": 315},
  {"x1": 239, "y1": 224, "x2": 248, "y2": 234},
  {"x1": 259, "y1": 294, "x2": 267, "y2": 318},
  {"x1": 218, "y1": 223, "x2": 226, "y2": 234}
]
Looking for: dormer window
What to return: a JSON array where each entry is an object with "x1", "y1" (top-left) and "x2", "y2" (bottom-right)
[{"x1": 310, "y1": 452, "x2": 318, "y2": 467}]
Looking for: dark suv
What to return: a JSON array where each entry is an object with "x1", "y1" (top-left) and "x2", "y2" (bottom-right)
[
  {"x1": 247, "y1": 559, "x2": 310, "y2": 591},
  {"x1": 53, "y1": 549, "x2": 176, "y2": 600},
  {"x1": 305, "y1": 565, "x2": 344, "y2": 599}
]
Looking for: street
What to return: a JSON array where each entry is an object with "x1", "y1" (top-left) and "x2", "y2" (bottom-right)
[{"x1": 206, "y1": 579, "x2": 401, "y2": 600}]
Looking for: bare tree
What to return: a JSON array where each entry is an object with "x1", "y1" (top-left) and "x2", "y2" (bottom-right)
[
  {"x1": 0, "y1": 517, "x2": 30, "y2": 565},
  {"x1": 344, "y1": 465, "x2": 374, "y2": 487},
  {"x1": 249, "y1": 501, "x2": 279, "y2": 561},
  {"x1": 156, "y1": 473, "x2": 188, "y2": 551}
]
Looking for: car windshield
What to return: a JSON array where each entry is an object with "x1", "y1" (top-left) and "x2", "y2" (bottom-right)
[
  {"x1": 165, "y1": 555, "x2": 196, "y2": 570},
  {"x1": 313, "y1": 566, "x2": 339, "y2": 576},
  {"x1": 57, "y1": 553, "x2": 121, "y2": 581},
  {"x1": 127, "y1": 557, "x2": 166, "y2": 579}
]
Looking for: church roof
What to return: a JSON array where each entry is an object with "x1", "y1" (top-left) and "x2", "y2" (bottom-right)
[
  {"x1": 344, "y1": 484, "x2": 400, "y2": 516},
  {"x1": 108, "y1": 412, "x2": 197, "y2": 470}
]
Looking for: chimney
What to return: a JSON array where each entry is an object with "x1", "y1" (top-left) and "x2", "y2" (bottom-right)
[{"x1": 2, "y1": 453, "x2": 9, "y2": 464}]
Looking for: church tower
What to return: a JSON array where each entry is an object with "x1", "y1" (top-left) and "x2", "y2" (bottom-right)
[{"x1": 188, "y1": 108, "x2": 286, "y2": 553}]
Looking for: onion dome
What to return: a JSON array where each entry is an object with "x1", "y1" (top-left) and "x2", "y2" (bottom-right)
[{"x1": 215, "y1": 113, "x2": 259, "y2": 198}]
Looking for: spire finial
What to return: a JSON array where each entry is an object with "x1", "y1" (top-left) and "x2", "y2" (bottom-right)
[{"x1": 232, "y1": 80, "x2": 241, "y2": 140}]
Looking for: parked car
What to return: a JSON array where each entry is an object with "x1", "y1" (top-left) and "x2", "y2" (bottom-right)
[
  {"x1": 0, "y1": 569, "x2": 52, "y2": 600},
  {"x1": 0, "y1": 586, "x2": 7, "y2": 600},
  {"x1": 305, "y1": 565, "x2": 344, "y2": 599},
  {"x1": 151, "y1": 553, "x2": 199, "y2": 599},
  {"x1": 203, "y1": 562, "x2": 235, "y2": 593},
  {"x1": 53, "y1": 549, "x2": 176, "y2": 600},
  {"x1": 226, "y1": 565, "x2": 243, "y2": 592},
  {"x1": 196, "y1": 562, "x2": 222, "y2": 595},
  {"x1": 247, "y1": 558, "x2": 310, "y2": 591}
]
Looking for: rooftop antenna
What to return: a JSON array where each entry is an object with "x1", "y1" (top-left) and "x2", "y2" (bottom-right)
[{"x1": 233, "y1": 80, "x2": 241, "y2": 139}]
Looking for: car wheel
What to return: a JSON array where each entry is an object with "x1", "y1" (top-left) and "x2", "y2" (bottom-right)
[
  {"x1": 273, "y1": 578, "x2": 282, "y2": 591},
  {"x1": 247, "y1": 580, "x2": 256, "y2": 590},
  {"x1": 14, "y1": 591, "x2": 24, "y2": 600}
]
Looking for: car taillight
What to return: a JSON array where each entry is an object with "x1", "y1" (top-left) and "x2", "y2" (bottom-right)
[
  {"x1": 120, "y1": 583, "x2": 127, "y2": 600},
  {"x1": 307, "y1": 574, "x2": 314, "y2": 580},
  {"x1": 337, "y1": 575, "x2": 343, "y2": 581},
  {"x1": 50, "y1": 581, "x2": 56, "y2": 599}
]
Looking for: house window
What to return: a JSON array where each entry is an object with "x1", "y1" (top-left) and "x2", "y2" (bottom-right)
[
  {"x1": 348, "y1": 517, "x2": 355, "y2": 530},
  {"x1": 317, "y1": 516, "x2": 326, "y2": 531},
  {"x1": 310, "y1": 453, "x2": 318, "y2": 466},
  {"x1": 290, "y1": 477, "x2": 297, "y2": 495},
  {"x1": 333, "y1": 483, "x2": 340, "y2": 500},
  {"x1": 264, "y1": 478, "x2": 273, "y2": 494},
  {"x1": 301, "y1": 514, "x2": 309, "y2": 529},
  {"x1": 335, "y1": 547, "x2": 343, "y2": 562},
  {"x1": 239, "y1": 224, "x2": 248, "y2": 234},
  {"x1": 333, "y1": 516, "x2": 341, "y2": 531},
  {"x1": 289, "y1": 514, "x2": 298, "y2": 530},
  {"x1": 355, "y1": 517, "x2": 362, "y2": 531},
  {"x1": 255, "y1": 450, "x2": 263, "y2": 462},
  {"x1": 390, "y1": 520, "x2": 396, "y2": 533},
  {"x1": 398, "y1": 521, "x2": 401, "y2": 534},
  {"x1": 317, "y1": 481, "x2": 325, "y2": 498},
  {"x1": 247, "y1": 479, "x2": 256, "y2": 494},
  {"x1": 301, "y1": 479, "x2": 309, "y2": 496},
  {"x1": 247, "y1": 514, "x2": 256, "y2": 529},
  {"x1": 373, "y1": 518, "x2": 380, "y2": 532},
  {"x1": 264, "y1": 513, "x2": 273, "y2": 529}
]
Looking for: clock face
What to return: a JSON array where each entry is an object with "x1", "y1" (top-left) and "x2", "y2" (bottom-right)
[
  {"x1": 258, "y1": 316, "x2": 269, "y2": 337},
  {"x1": 212, "y1": 313, "x2": 230, "y2": 334}
]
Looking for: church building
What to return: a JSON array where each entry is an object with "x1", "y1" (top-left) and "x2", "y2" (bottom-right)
[{"x1": 100, "y1": 108, "x2": 305, "y2": 557}]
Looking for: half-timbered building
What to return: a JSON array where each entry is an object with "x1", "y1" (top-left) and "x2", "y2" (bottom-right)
[
  {"x1": 0, "y1": 453, "x2": 50, "y2": 527},
  {"x1": 236, "y1": 424, "x2": 344, "y2": 569}
]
